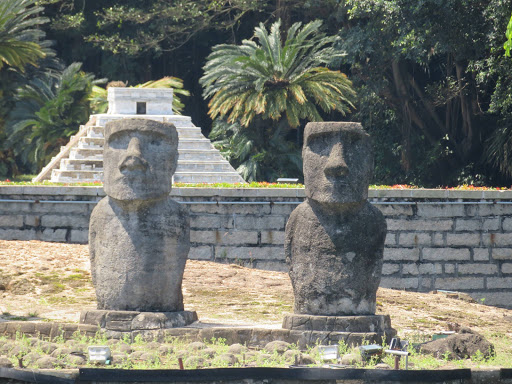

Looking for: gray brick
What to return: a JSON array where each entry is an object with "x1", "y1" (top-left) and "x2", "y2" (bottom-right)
[
  {"x1": 444, "y1": 264, "x2": 455, "y2": 274},
  {"x1": 503, "y1": 217, "x2": 512, "y2": 231},
  {"x1": 455, "y1": 219, "x2": 480, "y2": 231},
  {"x1": 455, "y1": 217, "x2": 499, "y2": 231},
  {"x1": 432, "y1": 233, "x2": 445, "y2": 246},
  {"x1": 483, "y1": 233, "x2": 512, "y2": 247},
  {"x1": 416, "y1": 204, "x2": 465, "y2": 218},
  {"x1": 473, "y1": 248, "x2": 490, "y2": 261},
  {"x1": 387, "y1": 219, "x2": 453, "y2": 231},
  {"x1": 446, "y1": 233, "x2": 481, "y2": 247},
  {"x1": 375, "y1": 204, "x2": 413, "y2": 216},
  {"x1": 420, "y1": 277, "x2": 433, "y2": 290},
  {"x1": 0, "y1": 215, "x2": 23, "y2": 227},
  {"x1": 483, "y1": 218, "x2": 500, "y2": 231},
  {"x1": 382, "y1": 263, "x2": 400, "y2": 275},
  {"x1": 457, "y1": 263, "x2": 498, "y2": 275},
  {"x1": 0, "y1": 228, "x2": 36, "y2": 241},
  {"x1": 219, "y1": 230, "x2": 259, "y2": 245},
  {"x1": 214, "y1": 246, "x2": 285, "y2": 261},
  {"x1": 398, "y1": 233, "x2": 431, "y2": 246},
  {"x1": 468, "y1": 291, "x2": 512, "y2": 308},
  {"x1": 383, "y1": 248, "x2": 420, "y2": 261},
  {"x1": 270, "y1": 204, "x2": 297, "y2": 215},
  {"x1": 190, "y1": 215, "x2": 233, "y2": 229},
  {"x1": 487, "y1": 277, "x2": 512, "y2": 289},
  {"x1": 38, "y1": 228, "x2": 67, "y2": 242},
  {"x1": 40, "y1": 214, "x2": 89, "y2": 228},
  {"x1": 70, "y1": 229, "x2": 88, "y2": 244},
  {"x1": 491, "y1": 248, "x2": 512, "y2": 260},
  {"x1": 190, "y1": 203, "x2": 272, "y2": 215},
  {"x1": 385, "y1": 233, "x2": 397, "y2": 246},
  {"x1": 435, "y1": 277, "x2": 484, "y2": 290},
  {"x1": 464, "y1": 204, "x2": 478, "y2": 217},
  {"x1": 502, "y1": 263, "x2": 512, "y2": 274},
  {"x1": 35, "y1": 203, "x2": 89, "y2": 214},
  {"x1": 380, "y1": 277, "x2": 419, "y2": 290},
  {"x1": 478, "y1": 204, "x2": 509, "y2": 216},
  {"x1": 401, "y1": 264, "x2": 418, "y2": 275},
  {"x1": 418, "y1": 263, "x2": 442, "y2": 275},
  {"x1": 422, "y1": 248, "x2": 470, "y2": 261},
  {"x1": 23, "y1": 215, "x2": 40, "y2": 227},
  {"x1": 190, "y1": 230, "x2": 216, "y2": 244},
  {"x1": 261, "y1": 231, "x2": 285, "y2": 245},
  {"x1": 188, "y1": 246, "x2": 213, "y2": 260},
  {"x1": 253, "y1": 260, "x2": 287, "y2": 272},
  {"x1": 0, "y1": 202, "x2": 34, "y2": 213},
  {"x1": 234, "y1": 216, "x2": 285, "y2": 230}
]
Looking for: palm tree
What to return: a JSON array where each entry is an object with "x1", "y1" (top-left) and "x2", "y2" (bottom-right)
[
  {"x1": 6, "y1": 63, "x2": 101, "y2": 172},
  {"x1": 200, "y1": 19, "x2": 356, "y2": 181},
  {"x1": 200, "y1": 19, "x2": 356, "y2": 128},
  {"x1": 0, "y1": 0, "x2": 47, "y2": 72}
]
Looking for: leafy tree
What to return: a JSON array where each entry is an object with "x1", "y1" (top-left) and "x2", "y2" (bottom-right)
[
  {"x1": 336, "y1": 0, "x2": 512, "y2": 186},
  {"x1": 6, "y1": 63, "x2": 102, "y2": 172},
  {"x1": 505, "y1": 13, "x2": 512, "y2": 56},
  {"x1": 201, "y1": 19, "x2": 355, "y2": 128}
]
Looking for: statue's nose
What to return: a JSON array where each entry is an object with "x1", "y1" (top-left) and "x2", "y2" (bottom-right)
[
  {"x1": 119, "y1": 137, "x2": 147, "y2": 172},
  {"x1": 324, "y1": 143, "x2": 349, "y2": 176},
  {"x1": 127, "y1": 137, "x2": 142, "y2": 156}
]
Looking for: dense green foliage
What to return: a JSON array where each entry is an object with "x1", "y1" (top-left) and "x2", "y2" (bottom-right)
[
  {"x1": 505, "y1": 14, "x2": 512, "y2": 56},
  {"x1": 5, "y1": 63, "x2": 100, "y2": 172},
  {"x1": 201, "y1": 19, "x2": 355, "y2": 181},
  {"x1": 201, "y1": 20, "x2": 355, "y2": 127},
  {"x1": 1, "y1": 0, "x2": 512, "y2": 186},
  {"x1": 0, "y1": 0, "x2": 47, "y2": 72},
  {"x1": 0, "y1": 0, "x2": 59, "y2": 177},
  {"x1": 335, "y1": 0, "x2": 512, "y2": 186}
]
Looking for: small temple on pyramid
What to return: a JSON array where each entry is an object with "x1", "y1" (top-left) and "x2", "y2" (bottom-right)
[{"x1": 33, "y1": 87, "x2": 245, "y2": 184}]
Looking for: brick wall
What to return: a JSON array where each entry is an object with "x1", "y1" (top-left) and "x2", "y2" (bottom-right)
[{"x1": 0, "y1": 186, "x2": 511, "y2": 308}]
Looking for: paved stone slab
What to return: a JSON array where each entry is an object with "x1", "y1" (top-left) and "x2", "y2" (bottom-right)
[{"x1": 80, "y1": 310, "x2": 198, "y2": 331}]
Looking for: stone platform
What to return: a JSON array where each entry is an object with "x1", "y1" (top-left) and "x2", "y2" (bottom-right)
[
  {"x1": 1, "y1": 320, "x2": 393, "y2": 348},
  {"x1": 282, "y1": 314, "x2": 396, "y2": 342},
  {"x1": 79, "y1": 310, "x2": 198, "y2": 334}
]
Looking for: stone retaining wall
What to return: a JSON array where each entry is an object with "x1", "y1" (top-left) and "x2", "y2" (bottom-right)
[{"x1": 1, "y1": 186, "x2": 512, "y2": 307}]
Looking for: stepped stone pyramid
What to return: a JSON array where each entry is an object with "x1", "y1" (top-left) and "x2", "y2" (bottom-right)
[{"x1": 33, "y1": 87, "x2": 245, "y2": 184}]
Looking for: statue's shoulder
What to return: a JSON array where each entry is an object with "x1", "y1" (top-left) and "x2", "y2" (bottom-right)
[
  {"x1": 165, "y1": 198, "x2": 188, "y2": 214},
  {"x1": 362, "y1": 201, "x2": 387, "y2": 230},
  {"x1": 158, "y1": 198, "x2": 189, "y2": 225},
  {"x1": 90, "y1": 197, "x2": 113, "y2": 218},
  {"x1": 287, "y1": 201, "x2": 313, "y2": 229}
]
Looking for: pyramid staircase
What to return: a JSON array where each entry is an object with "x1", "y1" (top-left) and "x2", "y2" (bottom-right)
[{"x1": 33, "y1": 114, "x2": 245, "y2": 184}]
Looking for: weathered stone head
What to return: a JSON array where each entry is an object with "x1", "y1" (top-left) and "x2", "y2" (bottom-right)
[
  {"x1": 104, "y1": 118, "x2": 178, "y2": 201},
  {"x1": 89, "y1": 118, "x2": 190, "y2": 313},
  {"x1": 284, "y1": 121, "x2": 386, "y2": 317},
  {"x1": 303, "y1": 122, "x2": 373, "y2": 205}
]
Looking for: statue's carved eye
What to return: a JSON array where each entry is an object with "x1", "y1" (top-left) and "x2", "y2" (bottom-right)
[{"x1": 108, "y1": 135, "x2": 129, "y2": 150}]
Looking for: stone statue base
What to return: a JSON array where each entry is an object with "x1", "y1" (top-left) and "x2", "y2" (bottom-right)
[
  {"x1": 80, "y1": 310, "x2": 197, "y2": 332},
  {"x1": 282, "y1": 314, "x2": 396, "y2": 342}
]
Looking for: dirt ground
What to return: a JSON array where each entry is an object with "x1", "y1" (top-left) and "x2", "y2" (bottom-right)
[{"x1": 1, "y1": 240, "x2": 512, "y2": 341}]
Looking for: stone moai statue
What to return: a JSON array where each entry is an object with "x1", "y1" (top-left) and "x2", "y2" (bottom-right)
[
  {"x1": 89, "y1": 118, "x2": 190, "y2": 312},
  {"x1": 285, "y1": 122, "x2": 387, "y2": 316}
]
